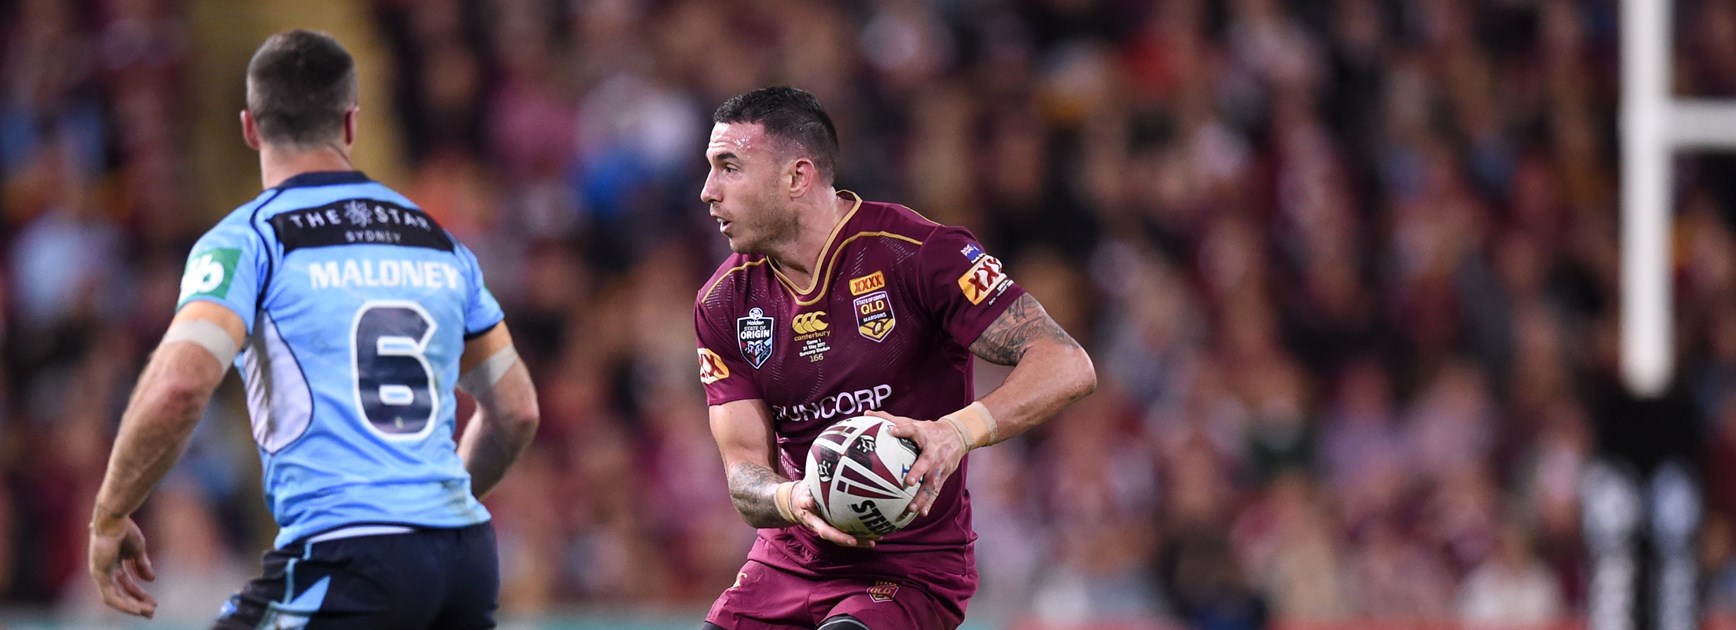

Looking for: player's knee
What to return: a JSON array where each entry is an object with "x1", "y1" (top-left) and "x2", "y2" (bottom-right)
[{"x1": 819, "y1": 614, "x2": 871, "y2": 630}]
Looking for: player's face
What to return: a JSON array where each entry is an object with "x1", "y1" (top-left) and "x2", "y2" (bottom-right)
[{"x1": 701, "y1": 122, "x2": 798, "y2": 255}]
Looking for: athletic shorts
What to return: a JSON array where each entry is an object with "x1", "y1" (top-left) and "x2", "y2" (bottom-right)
[
  {"x1": 212, "y1": 522, "x2": 499, "y2": 629},
  {"x1": 705, "y1": 559, "x2": 965, "y2": 630}
]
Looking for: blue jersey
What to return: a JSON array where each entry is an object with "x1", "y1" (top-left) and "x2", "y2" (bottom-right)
[{"x1": 178, "y1": 171, "x2": 501, "y2": 548}]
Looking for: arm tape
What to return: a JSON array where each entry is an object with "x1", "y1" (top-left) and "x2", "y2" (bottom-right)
[
  {"x1": 458, "y1": 346, "x2": 519, "y2": 394},
  {"x1": 161, "y1": 320, "x2": 240, "y2": 365},
  {"x1": 775, "y1": 481, "x2": 799, "y2": 523},
  {"x1": 940, "y1": 401, "x2": 998, "y2": 451}
]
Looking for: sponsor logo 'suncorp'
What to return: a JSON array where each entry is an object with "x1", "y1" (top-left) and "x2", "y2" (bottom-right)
[
  {"x1": 792, "y1": 311, "x2": 828, "y2": 335},
  {"x1": 736, "y1": 307, "x2": 774, "y2": 369},
  {"x1": 772, "y1": 384, "x2": 892, "y2": 424},
  {"x1": 697, "y1": 348, "x2": 730, "y2": 385},
  {"x1": 868, "y1": 580, "x2": 900, "y2": 603},
  {"x1": 854, "y1": 290, "x2": 896, "y2": 342},
  {"x1": 958, "y1": 254, "x2": 1010, "y2": 305},
  {"x1": 849, "y1": 271, "x2": 886, "y2": 296}
]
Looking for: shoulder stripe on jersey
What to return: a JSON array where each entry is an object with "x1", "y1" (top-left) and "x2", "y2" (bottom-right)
[
  {"x1": 247, "y1": 188, "x2": 289, "y2": 308},
  {"x1": 771, "y1": 191, "x2": 864, "y2": 295},
  {"x1": 700, "y1": 257, "x2": 772, "y2": 304},
  {"x1": 783, "y1": 231, "x2": 924, "y2": 307}
]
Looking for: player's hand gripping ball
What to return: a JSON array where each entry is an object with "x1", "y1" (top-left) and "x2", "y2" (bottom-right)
[{"x1": 805, "y1": 416, "x2": 922, "y2": 538}]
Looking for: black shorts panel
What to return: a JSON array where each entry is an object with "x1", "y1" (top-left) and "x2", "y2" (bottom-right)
[{"x1": 212, "y1": 522, "x2": 499, "y2": 630}]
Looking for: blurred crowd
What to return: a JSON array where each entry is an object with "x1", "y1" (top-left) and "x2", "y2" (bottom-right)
[{"x1": 13, "y1": 0, "x2": 1736, "y2": 627}]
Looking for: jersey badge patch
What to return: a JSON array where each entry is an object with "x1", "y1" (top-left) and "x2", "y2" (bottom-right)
[
  {"x1": 179, "y1": 248, "x2": 241, "y2": 305},
  {"x1": 868, "y1": 580, "x2": 899, "y2": 603},
  {"x1": 958, "y1": 254, "x2": 1010, "y2": 305},
  {"x1": 698, "y1": 348, "x2": 730, "y2": 384},
  {"x1": 736, "y1": 307, "x2": 775, "y2": 369},
  {"x1": 854, "y1": 291, "x2": 896, "y2": 342},
  {"x1": 849, "y1": 271, "x2": 886, "y2": 296},
  {"x1": 960, "y1": 243, "x2": 985, "y2": 261}
]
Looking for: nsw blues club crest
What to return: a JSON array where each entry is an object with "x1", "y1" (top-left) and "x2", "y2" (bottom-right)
[{"x1": 737, "y1": 307, "x2": 775, "y2": 369}]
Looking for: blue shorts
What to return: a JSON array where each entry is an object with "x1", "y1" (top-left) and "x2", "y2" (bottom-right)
[{"x1": 213, "y1": 522, "x2": 499, "y2": 629}]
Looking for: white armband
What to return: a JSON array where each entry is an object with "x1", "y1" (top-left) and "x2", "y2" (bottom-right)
[
  {"x1": 161, "y1": 320, "x2": 239, "y2": 365},
  {"x1": 458, "y1": 346, "x2": 519, "y2": 394}
]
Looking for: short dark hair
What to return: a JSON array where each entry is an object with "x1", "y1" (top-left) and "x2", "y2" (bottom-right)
[
  {"x1": 245, "y1": 30, "x2": 357, "y2": 148},
  {"x1": 714, "y1": 86, "x2": 839, "y2": 184}
]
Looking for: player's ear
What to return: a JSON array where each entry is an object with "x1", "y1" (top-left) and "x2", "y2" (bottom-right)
[
  {"x1": 342, "y1": 107, "x2": 358, "y2": 148},
  {"x1": 240, "y1": 110, "x2": 262, "y2": 150},
  {"x1": 787, "y1": 157, "x2": 814, "y2": 198}
]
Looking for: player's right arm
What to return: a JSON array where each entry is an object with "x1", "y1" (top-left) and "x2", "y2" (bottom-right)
[
  {"x1": 92, "y1": 213, "x2": 269, "y2": 618},
  {"x1": 455, "y1": 323, "x2": 538, "y2": 500},
  {"x1": 709, "y1": 400, "x2": 873, "y2": 547}
]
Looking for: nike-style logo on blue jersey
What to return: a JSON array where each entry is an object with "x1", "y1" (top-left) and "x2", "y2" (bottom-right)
[{"x1": 180, "y1": 171, "x2": 499, "y2": 548}]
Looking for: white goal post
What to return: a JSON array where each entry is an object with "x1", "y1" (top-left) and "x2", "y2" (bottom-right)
[{"x1": 1618, "y1": 0, "x2": 1736, "y2": 396}]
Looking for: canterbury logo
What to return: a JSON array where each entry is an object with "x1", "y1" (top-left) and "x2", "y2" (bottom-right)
[{"x1": 792, "y1": 311, "x2": 829, "y2": 334}]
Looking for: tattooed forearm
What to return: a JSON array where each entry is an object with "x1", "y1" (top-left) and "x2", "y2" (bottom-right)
[
  {"x1": 727, "y1": 461, "x2": 792, "y2": 527},
  {"x1": 969, "y1": 293, "x2": 1081, "y2": 366}
]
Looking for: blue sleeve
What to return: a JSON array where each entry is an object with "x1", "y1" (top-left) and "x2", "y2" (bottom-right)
[
  {"x1": 177, "y1": 216, "x2": 270, "y2": 334},
  {"x1": 457, "y1": 242, "x2": 505, "y2": 338}
]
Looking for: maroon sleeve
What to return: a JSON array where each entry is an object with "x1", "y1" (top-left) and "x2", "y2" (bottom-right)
[
  {"x1": 914, "y1": 226, "x2": 1027, "y2": 348},
  {"x1": 695, "y1": 302, "x2": 763, "y2": 405}
]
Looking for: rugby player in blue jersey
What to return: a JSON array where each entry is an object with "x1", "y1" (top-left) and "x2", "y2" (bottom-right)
[{"x1": 88, "y1": 30, "x2": 539, "y2": 629}]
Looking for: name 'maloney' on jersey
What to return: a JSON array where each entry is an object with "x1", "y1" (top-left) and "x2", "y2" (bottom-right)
[
  {"x1": 694, "y1": 191, "x2": 1025, "y2": 601},
  {"x1": 179, "y1": 171, "x2": 503, "y2": 548}
]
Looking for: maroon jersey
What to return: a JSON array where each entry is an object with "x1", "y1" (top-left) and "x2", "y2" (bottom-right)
[{"x1": 695, "y1": 192, "x2": 1023, "y2": 604}]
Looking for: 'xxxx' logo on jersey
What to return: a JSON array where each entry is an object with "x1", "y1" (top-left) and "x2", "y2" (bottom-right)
[
  {"x1": 958, "y1": 254, "x2": 1010, "y2": 305},
  {"x1": 792, "y1": 311, "x2": 828, "y2": 335},
  {"x1": 697, "y1": 348, "x2": 730, "y2": 384},
  {"x1": 849, "y1": 271, "x2": 886, "y2": 296}
]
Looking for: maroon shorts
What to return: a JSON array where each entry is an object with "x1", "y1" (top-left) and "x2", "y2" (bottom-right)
[{"x1": 705, "y1": 560, "x2": 965, "y2": 630}]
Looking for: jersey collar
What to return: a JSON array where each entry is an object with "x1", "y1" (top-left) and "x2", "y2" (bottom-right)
[{"x1": 275, "y1": 170, "x2": 372, "y2": 190}]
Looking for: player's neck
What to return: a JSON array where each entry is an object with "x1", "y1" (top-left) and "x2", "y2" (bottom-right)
[
  {"x1": 770, "y1": 190, "x2": 850, "y2": 287},
  {"x1": 259, "y1": 143, "x2": 357, "y2": 189}
]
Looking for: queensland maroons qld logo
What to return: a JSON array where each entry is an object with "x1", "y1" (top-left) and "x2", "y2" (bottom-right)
[
  {"x1": 853, "y1": 291, "x2": 896, "y2": 342},
  {"x1": 737, "y1": 307, "x2": 774, "y2": 369}
]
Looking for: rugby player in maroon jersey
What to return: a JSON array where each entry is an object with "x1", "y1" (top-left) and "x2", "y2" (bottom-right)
[{"x1": 694, "y1": 86, "x2": 1096, "y2": 630}]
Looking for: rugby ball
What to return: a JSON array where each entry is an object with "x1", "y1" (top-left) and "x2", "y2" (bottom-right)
[{"x1": 804, "y1": 416, "x2": 922, "y2": 537}]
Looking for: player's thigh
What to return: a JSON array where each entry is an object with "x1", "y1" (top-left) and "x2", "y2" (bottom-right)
[
  {"x1": 823, "y1": 582, "x2": 960, "y2": 630},
  {"x1": 705, "y1": 561, "x2": 817, "y2": 630}
]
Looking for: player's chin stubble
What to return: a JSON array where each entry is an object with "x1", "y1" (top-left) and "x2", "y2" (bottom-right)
[{"x1": 731, "y1": 207, "x2": 800, "y2": 257}]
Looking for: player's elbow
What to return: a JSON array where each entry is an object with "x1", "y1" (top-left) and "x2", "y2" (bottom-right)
[
  {"x1": 494, "y1": 394, "x2": 540, "y2": 443},
  {"x1": 143, "y1": 378, "x2": 214, "y2": 425},
  {"x1": 1059, "y1": 344, "x2": 1097, "y2": 402}
]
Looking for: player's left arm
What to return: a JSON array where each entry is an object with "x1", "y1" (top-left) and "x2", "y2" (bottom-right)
[
  {"x1": 89, "y1": 300, "x2": 245, "y2": 618},
  {"x1": 877, "y1": 292, "x2": 1095, "y2": 517}
]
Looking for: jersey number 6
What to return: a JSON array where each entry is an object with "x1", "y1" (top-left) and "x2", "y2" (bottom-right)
[{"x1": 352, "y1": 301, "x2": 438, "y2": 437}]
